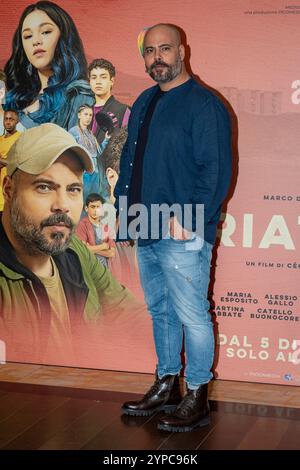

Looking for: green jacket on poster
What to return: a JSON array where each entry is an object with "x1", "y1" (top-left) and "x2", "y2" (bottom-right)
[{"x1": 0, "y1": 217, "x2": 137, "y2": 361}]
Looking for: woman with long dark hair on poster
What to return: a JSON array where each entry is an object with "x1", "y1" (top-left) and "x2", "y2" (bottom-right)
[{"x1": 4, "y1": 1, "x2": 93, "y2": 130}]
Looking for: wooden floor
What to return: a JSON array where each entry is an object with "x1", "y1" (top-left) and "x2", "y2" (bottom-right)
[
  {"x1": 0, "y1": 363, "x2": 299, "y2": 450},
  {"x1": 0, "y1": 380, "x2": 299, "y2": 450}
]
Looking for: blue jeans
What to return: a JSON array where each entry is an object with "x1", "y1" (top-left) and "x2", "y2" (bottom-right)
[{"x1": 137, "y1": 236, "x2": 214, "y2": 389}]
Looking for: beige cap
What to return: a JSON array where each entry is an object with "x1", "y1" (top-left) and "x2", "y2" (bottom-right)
[{"x1": 6, "y1": 123, "x2": 94, "y2": 176}]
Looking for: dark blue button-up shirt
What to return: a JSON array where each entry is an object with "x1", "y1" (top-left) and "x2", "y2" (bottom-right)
[{"x1": 115, "y1": 78, "x2": 232, "y2": 245}]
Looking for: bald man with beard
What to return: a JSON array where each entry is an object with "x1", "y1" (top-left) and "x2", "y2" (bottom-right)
[{"x1": 115, "y1": 24, "x2": 232, "y2": 432}]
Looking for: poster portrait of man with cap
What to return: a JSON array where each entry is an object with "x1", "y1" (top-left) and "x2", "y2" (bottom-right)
[{"x1": 0, "y1": 123, "x2": 141, "y2": 365}]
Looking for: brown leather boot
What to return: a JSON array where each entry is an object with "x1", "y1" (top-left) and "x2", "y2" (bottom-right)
[
  {"x1": 157, "y1": 383, "x2": 210, "y2": 432},
  {"x1": 122, "y1": 373, "x2": 182, "y2": 416}
]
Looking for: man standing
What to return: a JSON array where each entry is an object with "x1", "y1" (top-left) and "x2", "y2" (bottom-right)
[
  {"x1": 88, "y1": 59, "x2": 131, "y2": 145},
  {"x1": 0, "y1": 110, "x2": 22, "y2": 211},
  {"x1": 0, "y1": 123, "x2": 137, "y2": 364},
  {"x1": 115, "y1": 24, "x2": 232, "y2": 432}
]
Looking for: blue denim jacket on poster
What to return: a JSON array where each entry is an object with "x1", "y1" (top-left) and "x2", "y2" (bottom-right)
[{"x1": 114, "y1": 78, "x2": 232, "y2": 245}]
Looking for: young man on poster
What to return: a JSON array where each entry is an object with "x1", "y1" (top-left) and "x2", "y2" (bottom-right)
[
  {"x1": 0, "y1": 110, "x2": 22, "y2": 212},
  {"x1": 0, "y1": 123, "x2": 138, "y2": 363},
  {"x1": 76, "y1": 193, "x2": 115, "y2": 268},
  {"x1": 88, "y1": 58, "x2": 131, "y2": 145},
  {"x1": 115, "y1": 24, "x2": 232, "y2": 432}
]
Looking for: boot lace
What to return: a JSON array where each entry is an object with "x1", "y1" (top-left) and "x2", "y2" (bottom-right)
[
  {"x1": 144, "y1": 377, "x2": 161, "y2": 398},
  {"x1": 176, "y1": 391, "x2": 196, "y2": 416}
]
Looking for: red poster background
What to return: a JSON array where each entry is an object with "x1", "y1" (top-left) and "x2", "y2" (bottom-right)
[{"x1": 1, "y1": 0, "x2": 300, "y2": 385}]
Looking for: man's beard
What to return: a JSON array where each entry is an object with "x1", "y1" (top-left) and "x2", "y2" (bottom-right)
[
  {"x1": 10, "y1": 197, "x2": 75, "y2": 256},
  {"x1": 146, "y1": 56, "x2": 182, "y2": 84}
]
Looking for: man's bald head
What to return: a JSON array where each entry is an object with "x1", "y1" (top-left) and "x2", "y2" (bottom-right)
[
  {"x1": 144, "y1": 24, "x2": 182, "y2": 51},
  {"x1": 142, "y1": 23, "x2": 189, "y2": 88}
]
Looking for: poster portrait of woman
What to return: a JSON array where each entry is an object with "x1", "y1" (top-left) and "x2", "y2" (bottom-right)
[{"x1": 4, "y1": 1, "x2": 94, "y2": 130}]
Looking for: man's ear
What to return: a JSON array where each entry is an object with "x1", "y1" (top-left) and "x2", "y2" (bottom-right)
[
  {"x1": 179, "y1": 44, "x2": 185, "y2": 61},
  {"x1": 2, "y1": 175, "x2": 14, "y2": 204}
]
